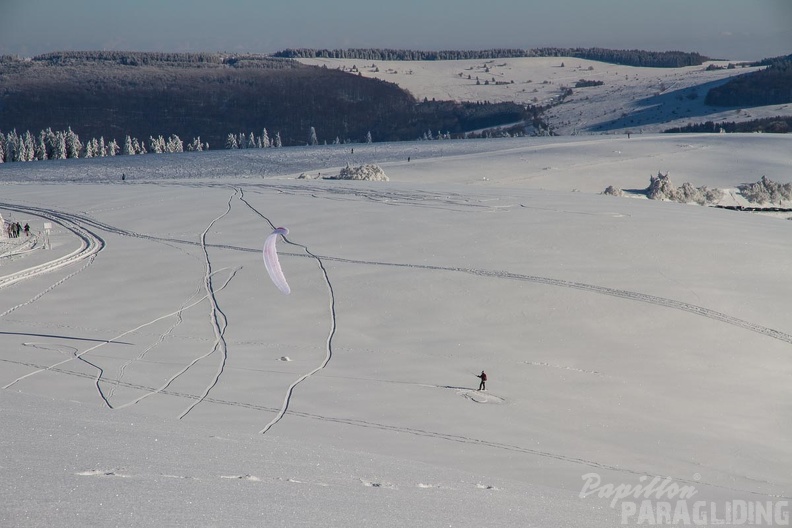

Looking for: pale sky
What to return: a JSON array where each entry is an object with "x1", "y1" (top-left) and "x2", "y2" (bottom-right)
[{"x1": 1, "y1": 0, "x2": 790, "y2": 61}]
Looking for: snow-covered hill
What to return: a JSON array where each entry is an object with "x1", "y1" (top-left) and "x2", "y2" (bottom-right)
[
  {"x1": 2, "y1": 134, "x2": 791, "y2": 527},
  {"x1": 298, "y1": 56, "x2": 792, "y2": 135}
]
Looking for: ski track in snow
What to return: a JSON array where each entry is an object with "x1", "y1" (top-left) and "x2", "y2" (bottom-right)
[
  {"x1": 0, "y1": 203, "x2": 104, "y2": 285},
  {"x1": 106, "y1": 280, "x2": 205, "y2": 402},
  {"x1": 3, "y1": 353, "x2": 785, "y2": 499},
  {"x1": 0, "y1": 254, "x2": 97, "y2": 319},
  {"x1": 524, "y1": 361, "x2": 603, "y2": 376},
  {"x1": 234, "y1": 188, "x2": 338, "y2": 435},
  {"x1": 1, "y1": 266, "x2": 239, "y2": 401},
  {"x1": 110, "y1": 269, "x2": 241, "y2": 410},
  {"x1": 37, "y1": 183, "x2": 787, "y2": 348},
  {"x1": 3, "y1": 185, "x2": 791, "y2": 500},
  {"x1": 17, "y1": 187, "x2": 787, "y2": 349},
  {"x1": 177, "y1": 190, "x2": 236, "y2": 420},
  {"x1": 0, "y1": 203, "x2": 104, "y2": 291},
  {"x1": 312, "y1": 253, "x2": 792, "y2": 347}
]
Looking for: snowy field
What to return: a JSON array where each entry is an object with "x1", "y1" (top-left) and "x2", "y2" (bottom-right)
[
  {"x1": 298, "y1": 56, "x2": 791, "y2": 135},
  {"x1": 1, "y1": 133, "x2": 792, "y2": 527}
]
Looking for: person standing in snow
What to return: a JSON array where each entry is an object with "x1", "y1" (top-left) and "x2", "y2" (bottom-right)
[
  {"x1": 23, "y1": 223, "x2": 29, "y2": 236},
  {"x1": 476, "y1": 371, "x2": 487, "y2": 391}
]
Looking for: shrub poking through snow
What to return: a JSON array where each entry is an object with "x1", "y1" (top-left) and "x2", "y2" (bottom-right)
[
  {"x1": 329, "y1": 163, "x2": 389, "y2": 181},
  {"x1": 646, "y1": 172, "x2": 678, "y2": 201},
  {"x1": 602, "y1": 185, "x2": 623, "y2": 197},
  {"x1": 643, "y1": 172, "x2": 723, "y2": 205},
  {"x1": 738, "y1": 176, "x2": 792, "y2": 204}
]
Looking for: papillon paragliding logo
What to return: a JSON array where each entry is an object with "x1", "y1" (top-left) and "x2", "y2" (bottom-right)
[{"x1": 263, "y1": 227, "x2": 291, "y2": 295}]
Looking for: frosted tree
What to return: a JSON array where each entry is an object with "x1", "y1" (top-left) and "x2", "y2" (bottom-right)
[
  {"x1": 0, "y1": 140, "x2": 4, "y2": 163},
  {"x1": 274, "y1": 132, "x2": 282, "y2": 148},
  {"x1": 98, "y1": 137, "x2": 107, "y2": 157},
  {"x1": 133, "y1": 138, "x2": 146, "y2": 154},
  {"x1": 261, "y1": 128, "x2": 270, "y2": 148},
  {"x1": 309, "y1": 126, "x2": 318, "y2": 146},
  {"x1": 65, "y1": 127, "x2": 82, "y2": 158},
  {"x1": 107, "y1": 139, "x2": 119, "y2": 156},
  {"x1": 43, "y1": 128, "x2": 57, "y2": 159},
  {"x1": 246, "y1": 132, "x2": 256, "y2": 149},
  {"x1": 84, "y1": 139, "x2": 96, "y2": 158},
  {"x1": 333, "y1": 136, "x2": 340, "y2": 145},
  {"x1": 123, "y1": 135, "x2": 135, "y2": 155},
  {"x1": 366, "y1": 131, "x2": 372, "y2": 144},
  {"x1": 167, "y1": 134, "x2": 183, "y2": 153},
  {"x1": 225, "y1": 133, "x2": 238, "y2": 149},
  {"x1": 149, "y1": 136, "x2": 165, "y2": 154},
  {"x1": 52, "y1": 132, "x2": 67, "y2": 160},
  {"x1": 5, "y1": 130, "x2": 18, "y2": 161},
  {"x1": 237, "y1": 132, "x2": 246, "y2": 149},
  {"x1": 187, "y1": 137, "x2": 203, "y2": 151},
  {"x1": 21, "y1": 131, "x2": 35, "y2": 161}
]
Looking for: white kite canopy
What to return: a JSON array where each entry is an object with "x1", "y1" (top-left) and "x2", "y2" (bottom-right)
[{"x1": 263, "y1": 227, "x2": 290, "y2": 295}]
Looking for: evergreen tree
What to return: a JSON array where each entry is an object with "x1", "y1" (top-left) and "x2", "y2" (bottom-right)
[
  {"x1": 247, "y1": 132, "x2": 256, "y2": 149},
  {"x1": 167, "y1": 134, "x2": 183, "y2": 152},
  {"x1": 0, "y1": 134, "x2": 5, "y2": 163},
  {"x1": 44, "y1": 128, "x2": 57, "y2": 159},
  {"x1": 107, "y1": 139, "x2": 119, "y2": 156},
  {"x1": 53, "y1": 132, "x2": 67, "y2": 159},
  {"x1": 225, "y1": 133, "x2": 238, "y2": 149},
  {"x1": 187, "y1": 136, "x2": 203, "y2": 151},
  {"x1": 366, "y1": 131, "x2": 372, "y2": 143},
  {"x1": 84, "y1": 138, "x2": 96, "y2": 158},
  {"x1": 6, "y1": 130, "x2": 19, "y2": 161},
  {"x1": 65, "y1": 127, "x2": 82, "y2": 158},
  {"x1": 123, "y1": 135, "x2": 134, "y2": 155},
  {"x1": 309, "y1": 126, "x2": 318, "y2": 146},
  {"x1": 274, "y1": 132, "x2": 282, "y2": 147},
  {"x1": 98, "y1": 137, "x2": 107, "y2": 157},
  {"x1": 22, "y1": 131, "x2": 36, "y2": 161},
  {"x1": 149, "y1": 135, "x2": 165, "y2": 154},
  {"x1": 261, "y1": 128, "x2": 270, "y2": 148}
]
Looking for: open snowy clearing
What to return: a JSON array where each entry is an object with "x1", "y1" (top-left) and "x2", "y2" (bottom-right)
[
  {"x1": 1, "y1": 133, "x2": 791, "y2": 527},
  {"x1": 298, "y1": 56, "x2": 792, "y2": 135}
]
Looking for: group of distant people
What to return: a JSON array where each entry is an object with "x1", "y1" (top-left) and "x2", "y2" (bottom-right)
[{"x1": 5, "y1": 221, "x2": 29, "y2": 238}]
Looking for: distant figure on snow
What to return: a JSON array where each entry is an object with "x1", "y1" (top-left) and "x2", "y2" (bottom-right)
[
  {"x1": 476, "y1": 371, "x2": 487, "y2": 391},
  {"x1": 23, "y1": 223, "x2": 29, "y2": 236}
]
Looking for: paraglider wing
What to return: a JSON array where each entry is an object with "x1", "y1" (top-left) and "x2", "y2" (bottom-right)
[{"x1": 263, "y1": 227, "x2": 291, "y2": 295}]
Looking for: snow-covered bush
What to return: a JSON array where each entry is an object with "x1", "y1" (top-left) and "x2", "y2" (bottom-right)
[
  {"x1": 644, "y1": 172, "x2": 723, "y2": 205},
  {"x1": 602, "y1": 185, "x2": 623, "y2": 197},
  {"x1": 738, "y1": 176, "x2": 792, "y2": 204},
  {"x1": 646, "y1": 172, "x2": 678, "y2": 201},
  {"x1": 702, "y1": 186, "x2": 724, "y2": 204},
  {"x1": 329, "y1": 164, "x2": 389, "y2": 181},
  {"x1": 677, "y1": 182, "x2": 704, "y2": 205}
]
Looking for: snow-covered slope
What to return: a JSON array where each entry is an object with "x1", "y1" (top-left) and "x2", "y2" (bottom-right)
[
  {"x1": 298, "y1": 56, "x2": 792, "y2": 135},
  {"x1": 2, "y1": 134, "x2": 791, "y2": 527}
]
